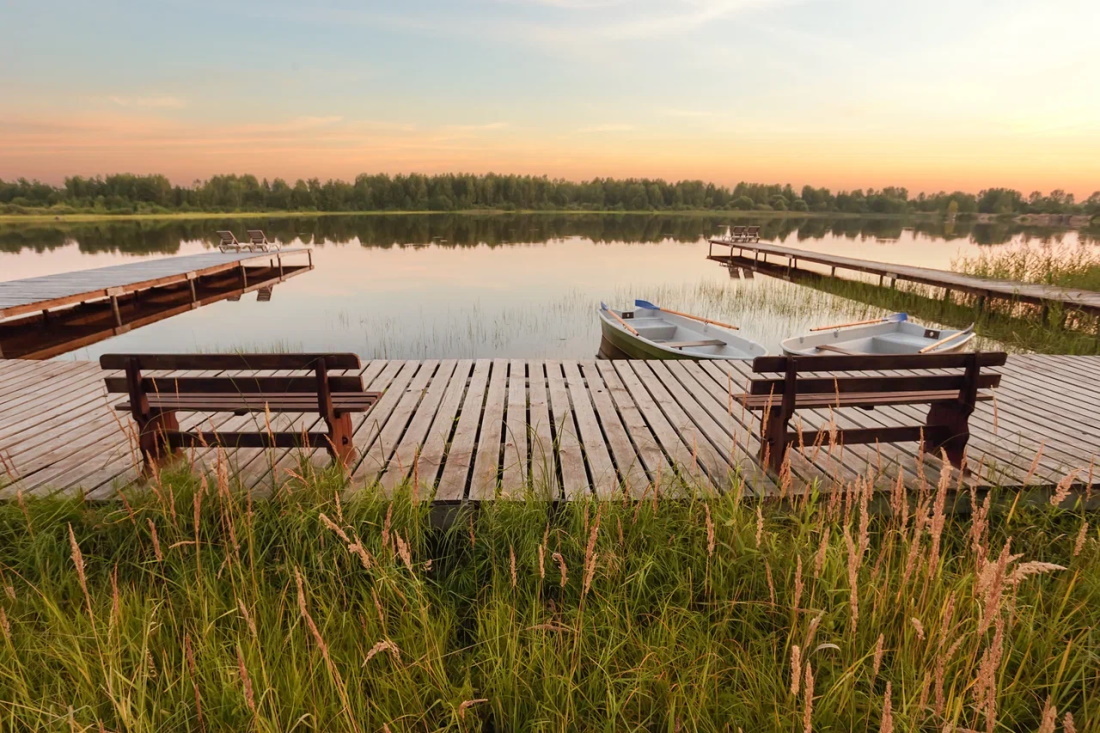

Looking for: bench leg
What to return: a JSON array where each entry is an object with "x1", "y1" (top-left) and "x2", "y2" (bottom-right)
[
  {"x1": 136, "y1": 409, "x2": 181, "y2": 473},
  {"x1": 325, "y1": 413, "x2": 355, "y2": 468},
  {"x1": 921, "y1": 403, "x2": 971, "y2": 470},
  {"x1": 759, "y1": 407, "x2": 789, "y2": 473}
]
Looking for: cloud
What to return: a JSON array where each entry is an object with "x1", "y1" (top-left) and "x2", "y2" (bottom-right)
[{"x1": 106, "y1": 94, "x2": 186, "y2": 109}]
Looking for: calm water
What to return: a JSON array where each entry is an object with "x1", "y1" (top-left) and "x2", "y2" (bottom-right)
[{"x1": 0, "y1": 214, "x2": 1089, "y2": 360}]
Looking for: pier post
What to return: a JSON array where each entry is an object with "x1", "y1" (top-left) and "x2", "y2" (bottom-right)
[
  {"x1": 278, "y1": 253, "x2": 284, "y2": 281},
  {"x1": 830, "y1": 266, "x2": 836, "y2": 277}
]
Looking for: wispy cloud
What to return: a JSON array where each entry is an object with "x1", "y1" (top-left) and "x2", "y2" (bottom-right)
[{"x1": 106, "y1": 94, "x2": 186, "y2": 109}]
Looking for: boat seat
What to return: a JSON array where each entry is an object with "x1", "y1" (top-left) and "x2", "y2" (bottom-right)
[
  {"x1": 870, "y1": 332, "x2": 938, "y2": 354},
  {"x1": 659, "y1": 339, "x2": 725, "y2": 349},
  {"x1": 633, "y1": 324, "x2": 677, "y2": 341}
]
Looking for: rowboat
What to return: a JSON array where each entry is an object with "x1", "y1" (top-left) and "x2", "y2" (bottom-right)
[
  {"x1": 782, "y1": 313, "x2": 975, "y2": 356},
  {"x1": 597, "y1": 300, "x2": 767, "y2": 360}
]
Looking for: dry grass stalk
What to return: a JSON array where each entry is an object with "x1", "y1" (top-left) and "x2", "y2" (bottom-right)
[
  {"x1": 238, "y1": 598, "x2": 258, "y2": 640},
  {"x1": 844, "y1": 529, "x2": 860, "y2": 632},
  {"x1": 0, "y1": 606, "x2": 11, "y2": 643},
  {"x1": 793, "y1": 555, "x2": 804, "y2": 611},
  {"x1": 509, "y1": 545, "x2": 517, "y2": 589},
  {"x1": 1023, "y1": 443, "x2": 1045, "y2": 485},
  {"x1": 67, "y1": 524, "x2": 93, "y2": 618},
  {"x1": 183, "y1": 633, "x2": 205, "y2": 733},
  {"x1": 552, "y1": 552, "x2": 568, "y2": 588},
  {"x1": 1036, "y1": 697, "x2": 1057, "y2": 733},
  {"x1": 1063, "y1": 712, "x2": 1077, "y2": 733},
  {"x1": 764, "y1": 560, "x2": 777, "y2": 606},
  {"x1": 802, "y1": 662, "x2": 814, "y2": 733},
  {"x1": 147, "y1": 519, "x2": 163, "y2": 563},
  {"x1": 295, "y1": 569, "x2": 361, "y2": 733},
  {"x1": 237, "y1": 646, "x2": 258, "y2": 718},
  {"x1": 789, "y1": 645, "x2": 802, "y2": 696},
  {"x1": 459, "y1": 699, "x2": 488, "y2": 720},
  {"x1": 394, "y1": 532, "x2": 413, "y2": 570},
  {"x1": 364, "y1": 639, "x2": 402, "y2": 664},
  {"x1": 814, "y1": 527, "x2": 830, "y2": 577},
  {"x1": 879, "y1": 682, "x2": 893, "y2": 733},
  {"x1": 972, "y1": 615, "x2": 1005, "y2": 733},
  {"x1": 871, "y1": 633, "x2": 885, "y2": 679},
  {"x1": 703, "y1": 503, "x2": 715, "y2": 558},
  {"x1": 1073, "y1": 522, "x2": 1089, "y2": 557},
  {"x1": 319, "y1": 513, "x2": 351, "y2": 544},
  {"x1": 755, "y1": 504, "x2": 764, "y2": 548},
  {"x1": 1006, "y1": 561, "x2": 1065, "y2": 585},
  {"x1": 1051, "y1": 469, "x2": 1079, "y2": 507}
]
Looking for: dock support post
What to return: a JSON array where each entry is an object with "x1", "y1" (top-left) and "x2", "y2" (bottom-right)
[
  {"x1": 1040, "y1": 303, "x2": 1050, "y2": 325},
  {"x1": 978, "y1": 295, "x2": 988, "y2": 315},
  {"x1": 308, "y1": 250, "x2": 313, "y2": 268},
  {"x1": 277, "y1": 253, "x2": 284, "y2": 281},
  {"x1": 830, "y1": 266, "x2": 836, "y2": 277},
  {"x1": 878, "y1": 274, "x2": 884, "y2": 287},
  {"x1": 110, "y1": 296, "x2": 122, "y2": 326},
  {"x1": 240, "y1": 263, "x2": 248, "y2": 288},
  {"x1": 189, "y1": 279, "x2": 197, "y2": 303},
  {"x1": 943, "y1": 288, "x2": 952, "y2": 304}
]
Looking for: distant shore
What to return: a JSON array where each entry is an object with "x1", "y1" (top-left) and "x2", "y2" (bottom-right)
[
  {"x1": 0, "y1": 209, "x2": 1093, "y2": 229},
  {"x1": 0, "y1": 209, "x2": 948, "y2": 224}
]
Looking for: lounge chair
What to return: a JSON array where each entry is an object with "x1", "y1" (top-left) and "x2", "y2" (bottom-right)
[
  {"x1": 216, "y1": 230, "x2": 251, "y2": 253},
  {"x1": 246, "y1": 229, "x2": 279, "y2": 252}
]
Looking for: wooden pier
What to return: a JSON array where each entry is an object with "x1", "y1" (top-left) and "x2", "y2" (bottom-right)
[
  {"x1": 0, "y1": 249, "x2": 312, "y2": 322},
  {"x1": 1, "y1": 356, "x2": 1097, "y2": 502},
  {"x1": 708, "y1": 238, "x2": 1100, "y2": 318}
]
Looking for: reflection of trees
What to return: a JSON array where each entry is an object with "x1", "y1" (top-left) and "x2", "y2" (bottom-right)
[{"x1": 0, "y1": 214, "x2": 1090, "y2": 255}]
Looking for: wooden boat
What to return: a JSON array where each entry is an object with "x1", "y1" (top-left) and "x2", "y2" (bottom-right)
[
  {"x1": 597, "y1": 300, "x2": 767, "y2": 360},
  {"x1": 782, "y1": 314, "x2": 975, "y2": 356}
]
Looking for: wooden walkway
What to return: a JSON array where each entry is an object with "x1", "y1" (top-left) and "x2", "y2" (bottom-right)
[
  {"x1": 708, "y1": 238, "x2": 1100, "y2": 318},
  {"x1": 1, "y1": 356, "x2": 1097, "y2": 502},
  {"x1": 0, "y1": 249, "x2": 311, "y2": 322}
]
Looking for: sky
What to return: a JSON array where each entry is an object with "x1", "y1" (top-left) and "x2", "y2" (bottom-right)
[{"x1": 0, "y1": 0, "x2": 1097, "y2": 196}]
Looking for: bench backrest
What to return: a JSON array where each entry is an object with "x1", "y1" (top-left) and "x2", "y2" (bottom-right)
[
  {"x1": 246, "y1": 229, "x2": 269, "y2": 244},
  {"x1": 747, "y1": 352, "x2": 1007, "y2": 397},
  {"x1": 216, "y1": 230, "x2": 239, "y2": 244},
  {"x1": 100, "y1": 353, "x2": 364, "y2": 396}
]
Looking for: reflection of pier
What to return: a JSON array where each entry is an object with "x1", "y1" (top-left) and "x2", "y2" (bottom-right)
[{"x1": 0, "y1": 249, "x2": 312, "y2": 359}]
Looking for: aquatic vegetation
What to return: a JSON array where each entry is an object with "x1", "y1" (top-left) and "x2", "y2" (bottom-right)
[{"x1": 953, "y1": 240, "x2": 1100, "y2": 291}]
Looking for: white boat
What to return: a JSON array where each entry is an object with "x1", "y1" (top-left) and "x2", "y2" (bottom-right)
[
  {"x1": 782, "y1": 316, "x2": 975, "y2": 356},
  {"x1": 598, "y1": 300, "x2": 767, "y2": 360}
]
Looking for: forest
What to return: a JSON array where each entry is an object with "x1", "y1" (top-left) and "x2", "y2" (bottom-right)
[{"x1": 1, "y1": 172, "x2": 1097, "y2": 218}]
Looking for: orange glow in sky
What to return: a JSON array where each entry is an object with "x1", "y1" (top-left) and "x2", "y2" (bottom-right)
[{"x1": 1, "y1": 0, "x2": 1097, "y2": 197}]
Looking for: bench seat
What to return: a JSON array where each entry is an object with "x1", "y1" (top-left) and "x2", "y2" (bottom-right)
[
  {"x1": 737, "y1": 390, "x2": 994, "y2": 410},
  {"x1": 111, "y1": 392, "x2": 379, "y2": 414}
]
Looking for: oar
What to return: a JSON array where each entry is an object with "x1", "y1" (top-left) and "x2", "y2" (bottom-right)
[
  {"x1": 634, "y1": 299, "x2": 739, "y2": 330},
  {"x1": 809, "y1": 312, "x2": 907, "y2": 332},
  {"x1": 813, "y1": 343, "x2": 860, "y2": 355},
  {"x1": 601, "y1": 302, "x2": 639, "y2": 336},
  {"x1": 919, "y1": 325, "x2": 975, "y2": 354}
]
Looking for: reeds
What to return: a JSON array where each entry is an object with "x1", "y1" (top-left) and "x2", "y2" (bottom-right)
[{"x1": 0, "y1": 462, "x2": 1094, "y2": 730}]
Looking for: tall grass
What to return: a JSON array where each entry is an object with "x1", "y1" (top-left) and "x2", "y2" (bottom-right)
[
  {"x1": 0, "y1": 462, "x2": 1095, "y2": 730},
  {"x1": 953, "y1": 240, "x2": 1100, "y2": 291}
]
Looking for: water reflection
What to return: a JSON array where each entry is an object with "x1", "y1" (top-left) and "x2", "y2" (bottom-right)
[
  {"x1": 0, "y1": 214, "x2": 1092, "y2": 361},
  {"x1": 0, "y1": 213, "x2": 1094, "y2": 256}
]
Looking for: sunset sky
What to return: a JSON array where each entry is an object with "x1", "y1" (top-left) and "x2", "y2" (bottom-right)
[{"x1": 1, "y1": 0, "x2": 1097, "y2": 196}]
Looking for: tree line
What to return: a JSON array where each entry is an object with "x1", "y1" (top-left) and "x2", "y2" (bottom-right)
[{"x1": 1, "y1": 173, "x2": 1097, "y2": 218}]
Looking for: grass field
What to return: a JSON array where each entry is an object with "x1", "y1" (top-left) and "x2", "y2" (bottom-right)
[
  {"x1": 0, "y1": 463, "x2": 1095, "y2": 731},
  {"x1": 953, "y1": 241, "x2": 1100, "y2": 292}
]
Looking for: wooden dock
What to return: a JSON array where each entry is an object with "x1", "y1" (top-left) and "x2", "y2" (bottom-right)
[
  {"x1": 1, "y1": 356, "x2": 1097, "y2": 502},
  {"x1": 0, "y1": 249, "x2": 312, "y2": 322},
  {"x1": 708, "y1": 238, "x2": 1100, "y2": 319}
]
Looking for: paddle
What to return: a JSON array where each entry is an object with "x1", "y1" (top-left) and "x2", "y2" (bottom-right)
[
  {"x1": 600, "y1": 302, "x2": 639, "y2": 336},
  {"x1": 919, "y1": 325, "x2": 975, "y2": 354},
  {"x1": 634, "y1": 299, "x2": 740, "y2": 330},
  {"x1": 813, "y1": 343, "x2": 859, "y2": 355},
  {"x1": 809, "y1": 312, "x2": 908, "y2": 332}
]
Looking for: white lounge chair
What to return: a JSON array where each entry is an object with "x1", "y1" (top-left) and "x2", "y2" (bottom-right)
[
  {"x1": 246, "y1": 229, "x2": 279, "y2": 252},
  {"x1": 216, "y1": 230, "x2": 252, "y2": 253}
]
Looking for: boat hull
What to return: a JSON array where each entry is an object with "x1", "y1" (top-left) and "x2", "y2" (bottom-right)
[
  {"x1": 781, "y1": 320, "x2": 975, "y2": 356},
  {"x1": 597, "y1": 304, "x2": 767, "y2": 360}
]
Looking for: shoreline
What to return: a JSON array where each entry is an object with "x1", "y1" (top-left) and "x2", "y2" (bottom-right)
[{"x1": 0, "y1": 209, "x2": 941, "y2": 224}]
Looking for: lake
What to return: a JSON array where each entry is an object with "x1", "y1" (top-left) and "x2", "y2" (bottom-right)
[{"x1": 0, "y1": 213, "x2": 1090, "y2": 360}]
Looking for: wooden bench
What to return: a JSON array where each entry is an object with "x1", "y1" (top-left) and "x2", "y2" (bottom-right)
[
  {"x1": 100, "y1": 353, "x2": 381, "y2": 472},
  {"x1": 735, "y1": 352, "x2": 1006, "y2": 472}
]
